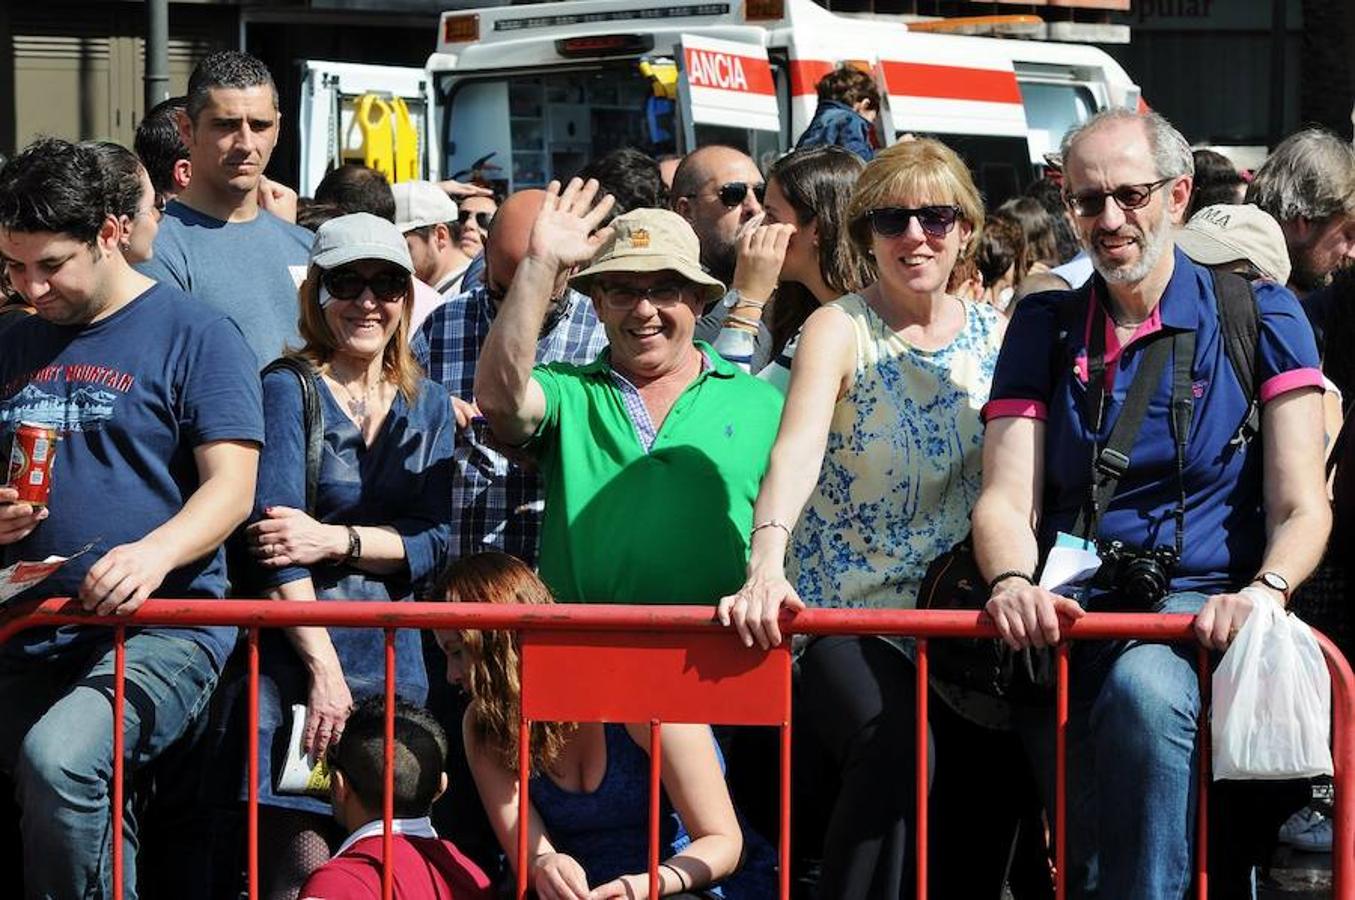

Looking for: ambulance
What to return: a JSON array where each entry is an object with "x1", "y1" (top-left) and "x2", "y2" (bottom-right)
[{"x1": 300, "y1": 0, "x2": 1140, "y2": 205}]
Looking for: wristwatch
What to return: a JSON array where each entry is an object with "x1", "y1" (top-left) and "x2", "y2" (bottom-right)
[
  {"x1": 1252, "y1": 571, "x2": 1290, "y2": 600},
  {"x1": 342, "y1": 525, "x2": 362, "y2": 563}
]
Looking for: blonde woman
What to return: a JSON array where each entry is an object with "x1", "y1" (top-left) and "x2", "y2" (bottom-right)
[
  {"x1": 719, "y1": 139, "x2": 1013, "y2": 898},
  {"x1": 244, "y1": 213, "x2": 455, "y2": 899}
]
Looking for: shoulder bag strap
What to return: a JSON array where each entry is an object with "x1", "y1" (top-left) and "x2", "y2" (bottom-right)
[{"x1": 262, "y1": 357, "x2": 323, "y2": 515}]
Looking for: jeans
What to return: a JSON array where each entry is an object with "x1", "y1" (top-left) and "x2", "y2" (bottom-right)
[
  {"x1": 1019, "y1": 591, "x2": 1207, "y2": 900},
  {"x1": 0, "y1": 631, "x2": 220, "y2": 900}
]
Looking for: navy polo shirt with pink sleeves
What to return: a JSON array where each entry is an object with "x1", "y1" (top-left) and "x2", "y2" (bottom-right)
[{"x1": 984, "y1": 248, "x2": 1322, "y2": 595}]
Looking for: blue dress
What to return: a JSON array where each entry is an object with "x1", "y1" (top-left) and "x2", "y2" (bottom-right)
[
  {"x1": 250, "y1": 368, "x2": 455, "y2": 813},
  {"x1": 528, "y1": 724, "x2": 777, "y2": 898}
]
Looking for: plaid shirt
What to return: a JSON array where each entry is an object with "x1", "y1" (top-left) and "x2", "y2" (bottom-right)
[{"x1": 413, "y1": 285, "x2": 608, "y2": 567}]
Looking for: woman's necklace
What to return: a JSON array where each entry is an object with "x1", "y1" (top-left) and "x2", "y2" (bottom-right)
[{"x1": 331, "y1": 373, "x2": 376, "y2": 424}]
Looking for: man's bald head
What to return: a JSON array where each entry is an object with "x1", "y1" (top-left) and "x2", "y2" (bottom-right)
[
  {"x1": 670, "y1": 145, "x2": 764, "y2": 286},
  {"x1": 486, "y1": 189, "x2": 546, "y2": 293}
]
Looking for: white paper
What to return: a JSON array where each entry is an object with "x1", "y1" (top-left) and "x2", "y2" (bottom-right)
[
  {"x1": 0, "y1": 543, "x2": 94, "y2": 603},
  {"x1": 1039, "y1": 540, "x2": 1102, "y2": 594},
  {"x1": 275, "y1": 703, "x2": 334, "y2": 798}
]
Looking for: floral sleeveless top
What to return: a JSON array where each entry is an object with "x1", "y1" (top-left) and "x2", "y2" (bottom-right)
[{"x1": 788, "y1": 293, "x2": 1003, "y2": 610}]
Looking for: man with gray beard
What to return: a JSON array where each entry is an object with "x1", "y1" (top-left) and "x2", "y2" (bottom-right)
[{"x1": 973, "y1": 108, "x2": 1329, "y2": 897}]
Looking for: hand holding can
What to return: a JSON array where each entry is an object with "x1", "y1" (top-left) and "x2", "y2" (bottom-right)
[{"x1": 5, "y1": 422, "x2": 58, "y2": 509}]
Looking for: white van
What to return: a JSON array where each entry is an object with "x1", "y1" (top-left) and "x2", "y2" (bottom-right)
[{"x1": 300, "y1": 0, "x2": 1140, "y2": 204}]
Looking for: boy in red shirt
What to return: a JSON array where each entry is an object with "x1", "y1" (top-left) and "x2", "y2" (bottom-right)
[{"x1": 300, "y1": 699, "x2": 491, "y2": 900}]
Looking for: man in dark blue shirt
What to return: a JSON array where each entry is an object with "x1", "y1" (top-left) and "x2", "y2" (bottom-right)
[
  {"x1": 0, "y1": 139, "x2": 263, "y2": 899},
  {"x1": 973, "y1": 110, "x2": 1329, "y2": 897}
]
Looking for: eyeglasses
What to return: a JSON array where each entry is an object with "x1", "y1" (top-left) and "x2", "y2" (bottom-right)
[
  {"x1": 1064, "y1": 177, "x2": 1175, "y2": 217},
  {"x1": 458, "y1": 210, "x2": 493, "y2": 231},
  {"x1": 597, "y1": 281, "x2": 689, "y2": 310},
  {"x1": 864, "y1": 205, "x2": 963, "y2": 239},
  {"x1": 135, "y1": 195, "x2": 167, "y2": 223},
  {"x1": 685, "y1": 181, "x2": 766, "y2": 208},
  {"x1": 321, "y1": 267, "x2": 410, "y2": 302}
]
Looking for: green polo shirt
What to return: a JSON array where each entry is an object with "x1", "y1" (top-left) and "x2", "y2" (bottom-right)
[{"x1": 527, "y1": 342, "x2": 784, "y2": 605}]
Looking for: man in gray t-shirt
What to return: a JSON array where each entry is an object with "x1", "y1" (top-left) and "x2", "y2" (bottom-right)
[{"x1": 137, "y1": 51, "x2": 310, "y2": 368}]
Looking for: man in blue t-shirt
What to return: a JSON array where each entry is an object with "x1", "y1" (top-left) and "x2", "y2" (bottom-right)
[
  {"x1": 0, "y1": 139, "x2": 263, "y2": 899},
  {"x1": 137, "y1": 50, "x2": 311, "y2": 368},
  {"x1": 973, "y1": 110, "x2": 1330, "y2": 897}
]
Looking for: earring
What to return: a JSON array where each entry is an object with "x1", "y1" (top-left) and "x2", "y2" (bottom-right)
[{"x1": 118, "y1": 240, "x2": 131, "y2": 253}]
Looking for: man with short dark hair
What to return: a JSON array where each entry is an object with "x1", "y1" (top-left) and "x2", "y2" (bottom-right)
[
  {"x1": 137, "y1": 50, "x2": 312, "y2": 367},
  {"x1": 315, "y1": 163, "x2": 397, "y2": 222},
  {"x1": 0, "y1": 137, "x2": 263, "y2": 900},
  {"x1": 973, "y1": 108, "x2": 1329, "y2": 896},
  {"x1": 476, "y1": 180, "x2": 783, "y2": 605},
  {"x1": 298, "y1": 699, "x2": 491, "y2": 900},
  {"x1": 135, "y1": 95, "x2": 191, "y2": 205}
]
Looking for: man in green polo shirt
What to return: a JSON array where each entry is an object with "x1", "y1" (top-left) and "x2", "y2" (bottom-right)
[{"x1": 475, "y1": 177, "x2": 784, "y2": 605}]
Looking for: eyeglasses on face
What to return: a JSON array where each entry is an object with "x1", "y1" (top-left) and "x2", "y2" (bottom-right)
[
  {"x1": 458, "y1": 210, "x2": 494, "y2": 231},
  {"x1": 864, "y1": 205, "x2": 963, "y2": 240},
  {"x1": 685, "y1": 181, "x2": 767, "y2": 208},
  {"x1": 321, "y1": 267, "x2": 410, "y2": 302},
  {"x1": 597, "y1": 280, "x2": 689, "y2": 310},
  {"x1": 1064, "y1": 177, "x2": 1175, "y2": 217}
]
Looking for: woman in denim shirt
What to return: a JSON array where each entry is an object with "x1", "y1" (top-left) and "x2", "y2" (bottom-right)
[{"x1": 245, "y1": 213, "x2": 455, "y2": 899}]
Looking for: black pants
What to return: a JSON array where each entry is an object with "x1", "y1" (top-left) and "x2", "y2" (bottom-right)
[{"x1": 799, "y1": 636, "x2": 1040, "y2": 900}]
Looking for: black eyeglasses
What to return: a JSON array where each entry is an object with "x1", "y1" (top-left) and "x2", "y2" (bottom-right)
[
  {"x1": 685, "y1": 181, "x2": 766, "y2": 208},
  {"x1": 597, "y1": 281, "x2": 688, "y2": 310},
  {"x1": 864, "y1": 205, "x2": 963, "y2": 240},
  {"x1": 1064, "y1": 177, "x2": 1175, "y2": 217},
  {"x1": 321, "y1": 267, "x2": 409, "y2": 302},
  {"x1": 458, "y1": 210, "x2": 493, "y2": 230}
]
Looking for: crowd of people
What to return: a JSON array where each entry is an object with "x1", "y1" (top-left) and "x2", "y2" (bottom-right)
[{"x1": 0, "y1": 47, "x2": 1354, "y2": 900}]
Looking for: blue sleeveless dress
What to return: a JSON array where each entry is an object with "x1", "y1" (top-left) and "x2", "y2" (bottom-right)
[{"x1": 528, "y1": 724, "x2": 777, "y2": 898}]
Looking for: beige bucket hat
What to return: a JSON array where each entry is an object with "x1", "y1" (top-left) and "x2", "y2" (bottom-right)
[{"x1": 569, "y1": 208, "x2": 726, "y2": 304}]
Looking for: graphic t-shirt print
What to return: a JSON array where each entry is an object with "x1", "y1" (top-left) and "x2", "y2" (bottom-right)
[{"x1": 0, "y1": 363, "x2": 133, "y2": 433}]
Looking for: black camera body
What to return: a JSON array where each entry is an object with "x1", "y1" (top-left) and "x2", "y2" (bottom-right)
[{"x1": 1094, "y1": 540, "x2": 1179, "y2": 609}]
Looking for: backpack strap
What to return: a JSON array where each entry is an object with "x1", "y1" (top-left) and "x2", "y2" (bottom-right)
[
  {"x1": 262, "y1": 356, "x2": 323, "y2": 515},
  {"x1": 1210, "y1": 269, "x2": 1260, "y2": 445}
]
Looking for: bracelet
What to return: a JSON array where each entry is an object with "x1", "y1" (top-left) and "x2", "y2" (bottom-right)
[
  {"x1": 661, "y1": 862, "x2": 690, "y2": 891},
  {"x1": 987, "y1": 570, "x2": 1034, "y2": 592},
  {"x1": 751, "y1": 519, "x2": 794, "y2": 541},
  {"x1": 725, "y1": 313, "x2": 763, "y2": 332},
  {"x1": 342, "y1": 525, "x2": 362, "y2": 563},
  {"x1": 731, "y1": 291, "x2": 768, "y2": 310}
]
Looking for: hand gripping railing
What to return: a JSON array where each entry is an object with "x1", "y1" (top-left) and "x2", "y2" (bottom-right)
[{"x1": 0, "y1": 599, "x2": 1351, "y2": 900}]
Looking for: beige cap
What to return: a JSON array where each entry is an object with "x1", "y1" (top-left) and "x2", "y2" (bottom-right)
[
  {"x1": 1176, "y1": 204, "x2": 1292, "y2": 285},
  {"x1": 392, "y1": 181, "x2": 458, "y2": 233},
  {"x1": 570, "y1": 208, "x2": 726, "y2": 303}
]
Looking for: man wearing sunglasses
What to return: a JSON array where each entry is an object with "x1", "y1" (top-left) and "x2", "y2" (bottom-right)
[
  {"x1": 475, "y1": 179, "x2": 782, "y2": 609},
  {"x1": 973, "y1": 109, "x2": 1329, "y2": 898},
  {"x1": 671, "y1": 145, "x2": 773, "y2": 365}
]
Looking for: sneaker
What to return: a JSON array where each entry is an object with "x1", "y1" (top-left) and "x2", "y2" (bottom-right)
[{"x1": 1279, "y1": 807, "x2": 1333, "y2": 852}]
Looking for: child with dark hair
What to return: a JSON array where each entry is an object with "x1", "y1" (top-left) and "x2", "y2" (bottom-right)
[
  {"x1": 299, "y1": 698, "x2": 491, "y2": 900},
  {"x1": 794, "y1": 66, "x2": 880, "y2": 161}
]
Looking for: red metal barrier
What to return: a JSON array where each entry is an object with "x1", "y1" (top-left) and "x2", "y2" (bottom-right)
[{"x1": 0, "y1": 598, "x2": 1351, "y2": 900}]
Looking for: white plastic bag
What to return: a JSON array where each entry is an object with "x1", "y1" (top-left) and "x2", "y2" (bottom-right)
[{"x1": 1211, "y1": 589, "x2": 1333, "y2": 780}]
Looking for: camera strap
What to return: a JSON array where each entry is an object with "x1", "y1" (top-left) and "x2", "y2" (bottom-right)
[{"x1": 1074, "y1": 295, "x2": 1194, "y2": 556}]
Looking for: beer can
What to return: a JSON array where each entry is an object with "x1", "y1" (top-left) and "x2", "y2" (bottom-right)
[{"x1": 4, "y1": 422, "x2": 59, "y2": 508}]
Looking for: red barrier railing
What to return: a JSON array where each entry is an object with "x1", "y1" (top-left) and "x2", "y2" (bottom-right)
[{"x1": 0, "y1": 599, "x2": 1351, "y2": 900}]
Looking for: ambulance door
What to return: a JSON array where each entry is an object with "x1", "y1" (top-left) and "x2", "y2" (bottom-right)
[
  {"x1": 675, "y1": 35, "x2": 785, "y2": 169},
  {"x1": 297, "y1": 61, "x2": 431, "y2": 197}
]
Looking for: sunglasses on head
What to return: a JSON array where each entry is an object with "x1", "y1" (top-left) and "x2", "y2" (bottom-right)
[
  {"x1": 864, "y1": 205, "x2": 963, "y2": 239},
  {"x1": 458, "y1": 210, "x2": 493, "y2": 231},
  {"x1": 321, "y1": 267, "x2": 409, "y2": 302},
  {"x1": 1064, "y1": 177, "x2": 1175, "y2": 218}
]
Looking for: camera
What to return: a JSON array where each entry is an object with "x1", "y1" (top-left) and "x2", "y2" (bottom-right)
[{"x1": 1094, "y1": 540, "x2": 1178, "y2": 609}]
